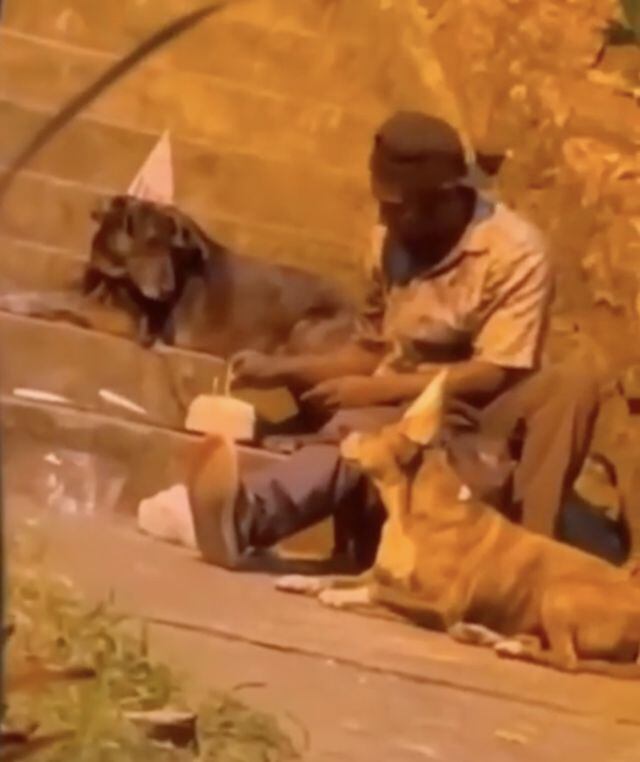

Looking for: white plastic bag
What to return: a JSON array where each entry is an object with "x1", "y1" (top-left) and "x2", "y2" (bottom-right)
[{"x1": 137, "y1": 484, "x2": 197, "y2": 549}]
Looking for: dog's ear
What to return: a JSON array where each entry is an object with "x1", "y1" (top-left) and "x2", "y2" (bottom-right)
[
  {"x1": 90, "y1": 195, "x2": 112, "y2": 223},
  {"x1": 401, "y1": 371, "x2": 448, "y2": 446},
  {"x1": 394, "y1": 434, "x2": 423, "y2": 470}
]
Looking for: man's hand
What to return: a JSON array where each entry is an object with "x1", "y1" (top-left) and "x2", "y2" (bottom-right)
[
  {"x1": 230, "y1": 350, "x2": 284, "y2": 388},
  {"x1": 301, "y1": 376, "x2": 390, "y2": 410}
]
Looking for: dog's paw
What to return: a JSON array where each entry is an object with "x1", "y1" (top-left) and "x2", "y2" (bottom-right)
[
  {"x1": 318, "y1": 586, "x2": 371, "y2": 610},
  {"x1": 275, "y1": 575, "x2": 324, "y2": 596},
  {"x1": 448, "y1": 623, "x2": 503, "y2": 647},
  {"x1": 494, "y1": 639, "x2": 527, "y2": 659}
]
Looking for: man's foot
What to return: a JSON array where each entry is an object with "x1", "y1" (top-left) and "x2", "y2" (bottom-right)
[{"x1": 187, "y1": 435, "x2": 245, "y2": 569}]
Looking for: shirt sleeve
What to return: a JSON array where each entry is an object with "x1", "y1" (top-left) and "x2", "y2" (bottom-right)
[
  {"x1": 351, "y1": 265, "x2": 389, "y2": 351},
  {"x1": 353, "y1": 226, "x2": 391, "y2": 351},
  {"x1": 473, "y1": 239, "x2": 553, "y2": 370}
]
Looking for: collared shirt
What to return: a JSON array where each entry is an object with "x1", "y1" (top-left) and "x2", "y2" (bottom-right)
[{"x1": 359, "y1": 196, "x2": 553, "y2": 372}]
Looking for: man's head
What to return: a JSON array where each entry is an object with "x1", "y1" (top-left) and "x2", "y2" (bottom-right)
[{"x1": 370, "y1": 111, "x2": 471, "y2": 251}]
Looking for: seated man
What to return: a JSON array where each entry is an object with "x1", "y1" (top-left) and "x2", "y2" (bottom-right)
[{"x1": 188, "y1": 111, "x2": 602, "y2": 570}]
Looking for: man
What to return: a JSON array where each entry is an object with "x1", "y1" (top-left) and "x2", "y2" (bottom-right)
[{"x1": 188, "y1": 111, "x2": 601, "y2": 570}]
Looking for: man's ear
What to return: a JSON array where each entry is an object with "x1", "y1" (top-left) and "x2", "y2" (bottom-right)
[{"x1": 401, "y1": 371, "x2": 448, "y2": 446}]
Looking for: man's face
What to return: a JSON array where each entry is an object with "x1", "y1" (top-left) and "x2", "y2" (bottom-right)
[
  {"x1": 372, "y1": 179, "x2": 442, "y2": 249},
  {"x1": 370, "y1": 154, "x2": 466, "y2": 250}
]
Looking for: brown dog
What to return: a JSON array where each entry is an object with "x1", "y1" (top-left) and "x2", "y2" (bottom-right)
[
  {"x1": 86, "y1": 195, "x2": 356, "y2": 355},
  {"x1": 277, "y1": 373, "x2": 640, "y2": 678}
]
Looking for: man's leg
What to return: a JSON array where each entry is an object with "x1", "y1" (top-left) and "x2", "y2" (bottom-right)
[
  {"x1": 479, "y1": 354, "x2": 601, "y2": 537},
  {"x1": 188, "y1": 407, "x2": 399, "y2": 569},
  {"x1": 242, "y1": 444, "x2": 379, "y2": 551}
]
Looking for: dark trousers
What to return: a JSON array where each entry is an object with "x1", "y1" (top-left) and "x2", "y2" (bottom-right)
[{"x1": 242, "y1": 357, "x2": 607, "y2": 566}]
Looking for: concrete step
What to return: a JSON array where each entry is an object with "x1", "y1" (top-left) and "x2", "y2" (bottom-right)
[
  {"x1": 3, "y1": 0, "x2": 330, "y2": 43},
  {"x1": 3, "y1": 395, "x2": 331, "y2": 555},
  {"x1": 2, "y1": 0, "x2": 396, "y2": 54},
  {"x1": 2, "y1": 2, "x2": 387, "y2": 114},
  {"x1": 0, "y1": 30, "x2": 377, "y2": 171},
  {"x1": 0, "y1": 99, "x2": 372, "y2": 247},
  {"x1": 2, "y1": 395, "x2": 278, "y2": 509},
  {"x1": 0, "y1": 172, "x2": 362, "y2": 291},
  {"x1": 0, "y1": 236, "x2": 84, "y2": 294},
  {"x1": 0, "y1": 311, "x2": 223, "y2": 428},
  {"x1": 0, "y1": 311, "x2": 298, "y2": 428}
]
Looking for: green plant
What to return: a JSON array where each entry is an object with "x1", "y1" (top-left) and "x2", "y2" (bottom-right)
[{"x1": 3, "y1": 525, "x2": 300, "y2": 762}]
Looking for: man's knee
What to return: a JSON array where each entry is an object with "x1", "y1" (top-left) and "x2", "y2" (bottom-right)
[{"x1": 544, "y1": 355, "x2": 602, "y2": 412}]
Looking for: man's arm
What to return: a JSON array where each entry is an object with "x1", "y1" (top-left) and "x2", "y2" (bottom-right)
[
  {"x1": 301, "y1": 360, "x2": 518, "y2": 410},
  {"x1": 232, "y1": 341, "x2": 384, "y2": 394},
  {"x1": 278, "y1": 343, "x2": 384, "y2": 391},
  {"x1": 372, "y1": 360, "x2": 514, "y2": 403}
]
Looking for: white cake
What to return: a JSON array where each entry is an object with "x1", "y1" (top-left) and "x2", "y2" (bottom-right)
[{"x1": 185, "y1": 394, "x2": 256, "y2": 441}]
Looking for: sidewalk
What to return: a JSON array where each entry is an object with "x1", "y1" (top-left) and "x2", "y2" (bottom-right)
[{"x1": 8, "y1": 500, "x2": 640, "y2": 762}]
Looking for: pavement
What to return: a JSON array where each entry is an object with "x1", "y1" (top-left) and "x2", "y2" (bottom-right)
[{"x1": 6, "y1": 498, "x2": 640, "y2": 762}]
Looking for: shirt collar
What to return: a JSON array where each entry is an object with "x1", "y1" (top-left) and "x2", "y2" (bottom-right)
[{"x1": 418, "y1": 194, "x2": 495, "y2": 279}]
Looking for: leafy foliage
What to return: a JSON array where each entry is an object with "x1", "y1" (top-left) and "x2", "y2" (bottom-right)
[
  {"x1": 3, "y1": 525, "x2": 300, "y2": 762},
  {"x1": 424, "y1": 0, "x2": 640, "y2": 375}
]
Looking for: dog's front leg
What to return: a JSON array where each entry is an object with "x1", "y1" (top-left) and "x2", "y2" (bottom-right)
[
  {"x1": 318, "y1": 584, "x2": 373, "y2": 610},
  {"x1": 137, "y1": 314, "x2": 156, "y2": 348},
  {"x1": 275, "y1": 569, "x2": 374, "y2": 598},
  {"x1": 494, "y1": 635, "x2": 580, "y2": 673},
  {"x1": 82, "y1": 267, "x2": 105, "y2": 298},
  {"x1": 161, "y1": 314, "x2": 176, "y2": 346},
  {"x1": 275, "y1": 575, "x2": 327, "y2": 596},
  {"x1": 448, "y1": 623, "x2": 507, "y2": 648}
]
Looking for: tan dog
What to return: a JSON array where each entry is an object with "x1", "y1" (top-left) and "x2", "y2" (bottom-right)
[{"x1": 277, "y1": 373, "x2": 640, "y2": 678}]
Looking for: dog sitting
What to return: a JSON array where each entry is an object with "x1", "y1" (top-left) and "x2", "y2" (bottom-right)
[
  {"x1": 277, "y1": 373, "x2": 640, "y2": 679},
  {"x1": 85, "y1": 195, "x2": 356, "y2": 355}
]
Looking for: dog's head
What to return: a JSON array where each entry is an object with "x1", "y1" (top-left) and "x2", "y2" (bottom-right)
[
  {"x1": 341, "y1": 371, "x2": 472, "y2": 511},
  {"x1": 89, "y1": 195, "x2": 132, "y2": 279},
  {"x1": 340, "y1": 371, "x2": 448, "y2": 481},
  {"x1": 90, "y1": 196, "x2": 211, "y2": 302}
]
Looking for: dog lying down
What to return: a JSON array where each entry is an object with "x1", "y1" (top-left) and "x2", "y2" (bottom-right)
[
  {"x1": 85, "y1": 195, "x2": 356, "y2": 356},
  {"x1": 277, "y1": 373, "x2": 640, "y2": 679}
]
